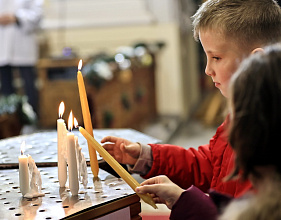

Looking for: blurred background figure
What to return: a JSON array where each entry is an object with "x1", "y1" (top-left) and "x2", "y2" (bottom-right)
[{"x1": 0, "y1": 0, "x2": 44, "y2": 114}]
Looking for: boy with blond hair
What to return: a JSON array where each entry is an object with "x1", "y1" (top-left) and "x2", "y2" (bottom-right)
[{"x1": 101, "y1": 0, "x2": 281, "y2": 198}]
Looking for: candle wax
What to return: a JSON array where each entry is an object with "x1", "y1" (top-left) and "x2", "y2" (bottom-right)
[
  {"x1": 57, "y1": 118, "x2": 68, "y2": 187},
  {"x1": 24, "y1": 155, "x2": 45, "y2": 198},
  {"x1": 77, "y1": 70, "x2": 99, "y2": 177},
  {"x1": 18, "y1": 154, "x2": 30, "y2": 196},
  {"x1": 67, "y1": 132, "x2": 79, "y2": 195},
  {"x1": 75, "y1": 136, "x2": 88, "y2": 188}
]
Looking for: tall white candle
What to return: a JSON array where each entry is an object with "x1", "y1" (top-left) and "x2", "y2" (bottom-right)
[
  {"x1": 67, "y1": 111, "x2": 79, "y2": 195},
  {"x1": 57, "y1": 101, "x2": 68, "y2": 187},
  {"x1": 18, "y1": 141, "x2": 30, "y2": 196}
]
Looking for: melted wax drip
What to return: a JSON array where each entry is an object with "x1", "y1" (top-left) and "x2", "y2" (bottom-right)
[
  {"x1": 75, "y1": 136, "x2": 88, "y2": 188},
  {"x1": 24, "y1": 156, "x2": 45, "y2": 198}
]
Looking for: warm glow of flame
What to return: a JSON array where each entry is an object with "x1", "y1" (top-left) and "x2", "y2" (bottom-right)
[
  {"x1": 78, "y1": 59, "x2": 82, "y2": 70},
  {"x1": 20, "y1": 141, "x2": 26, "y2": 155},
  {"x1": 68, "y1": 111, "x2": 73, "y2": 131},
  {"x1": 59, "y1": 101, "x2": 65, "y2": 118},
  {"x1": 74, "y1": 117, "x2": 78, "y2": 128}
]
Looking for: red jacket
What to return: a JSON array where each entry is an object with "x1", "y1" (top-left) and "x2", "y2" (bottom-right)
[{"x1": 143, "y1": 119, "x2": 252, "y2": 197}]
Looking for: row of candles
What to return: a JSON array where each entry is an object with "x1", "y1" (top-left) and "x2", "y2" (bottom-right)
[
  {"x1": 57, "y1": 103, "x2": 88, "y2": 195},
  {"x1": 18, "y1": 60, "x2": 157, "y2": 208},
  {"x1": 17, "y1": 60, "x2": 93, "y2": 197},
  {"x1": 18, "y1": 103, "x2": 86, "y2": 197}
]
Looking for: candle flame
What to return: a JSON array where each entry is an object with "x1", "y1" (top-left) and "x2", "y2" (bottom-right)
[
  {"x1": 68, "y1": 111, "x2": 73, "y2": 131},
  {"x1": 78, "y1": 59, "x2": 82, "y2": 71},
  {"x1": 74, "y1": 117, "x2": 78, "y2": 128},
  {"x1": 59, "y1": 101, "x2": 65, "y2": 118},
  {"x1": 20, "y1": 141, "x2": 26, "y2": 155}
]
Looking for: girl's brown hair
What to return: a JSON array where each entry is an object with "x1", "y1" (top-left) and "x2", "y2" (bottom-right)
[{"x1": 228, "y1": 44, "x2": 281, "y2": 181}]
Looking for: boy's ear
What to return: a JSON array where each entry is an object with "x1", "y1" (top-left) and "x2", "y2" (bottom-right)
[{"x1": 251, "y1": 47, "x2": 264, "y2": 54}]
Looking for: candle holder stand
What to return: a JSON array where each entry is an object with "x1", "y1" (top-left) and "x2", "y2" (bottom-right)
[{"x1": 0, "y1": 128, "x2": 161, "y2": 219}]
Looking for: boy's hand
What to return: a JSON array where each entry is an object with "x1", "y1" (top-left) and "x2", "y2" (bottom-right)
[
  {"x1": 136, "y1": 175, "x2": 184, "y2": 209},
  {"x1": 101, "y1": 136, "x2": 140, "y2": 165}
]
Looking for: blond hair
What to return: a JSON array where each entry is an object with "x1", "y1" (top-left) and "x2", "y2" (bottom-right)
[{"x1": 192, "y1": 0, "x2": 281, "y2": 49}]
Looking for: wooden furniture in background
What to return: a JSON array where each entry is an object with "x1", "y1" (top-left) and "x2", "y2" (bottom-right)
[
  {"x1": 0, "y1": 113, "x2": 22, "y2": 139},
  {"x1": 37, "y1": 58, "x2": 157, "y2": 130},
  {"x1": 37, "y1": 58, "x2": 83, "y2": 128},
  {"x1": 87, "y1": 64, "x2": 157, "y2": 130}
]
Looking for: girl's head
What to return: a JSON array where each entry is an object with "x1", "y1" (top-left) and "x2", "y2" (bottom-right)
[{"x1": 228, "y1": 44, "x2": 281, "y2": 182}]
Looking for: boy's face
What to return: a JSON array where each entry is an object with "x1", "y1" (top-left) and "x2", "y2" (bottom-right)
[{"x1": 199, "y1": 29, "x2": 249, "y2": 97}]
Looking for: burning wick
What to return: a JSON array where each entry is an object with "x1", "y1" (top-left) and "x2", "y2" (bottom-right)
[
  {"x1": 68, "y1": 111, "x2": 74, "y2": 132},
  {"x1": 59, "y1": 101, "x2": 65, "y2": 119}
]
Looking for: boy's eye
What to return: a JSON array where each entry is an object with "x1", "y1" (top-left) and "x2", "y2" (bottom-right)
[{"x1": 213, "y1": 56, "x2": 220, "y2": 60}]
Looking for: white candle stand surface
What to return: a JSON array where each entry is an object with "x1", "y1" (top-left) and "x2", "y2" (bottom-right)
[
  {"x1": 0, "y1": 128, "x2": 161, "y2": 167},
  {"x1": 0, "y1": 167, "x2": 141, "y2": 219},
  {"x1": 0, "y1": 129, "x2": 161, "y2": 219}
]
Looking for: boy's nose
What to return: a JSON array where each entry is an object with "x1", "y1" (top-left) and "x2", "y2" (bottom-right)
[{"x1": 205, "y1": 64, "x2": 214, "y2": 76}]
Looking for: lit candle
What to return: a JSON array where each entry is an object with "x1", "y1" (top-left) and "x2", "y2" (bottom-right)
[
  {"x1": 18, "y1": 141, "x2": 30, "y2": 196},
  {"x1": 57, "y1": 101, "x2": 68, "y2": 187},
  {"x1": 79, "y1": 126, "x2": 157, "y2": 209},
  {"x1": 77, "y1": 59, "x2": 99, "y2": 177},
  {"x1": 67, "y1": 111, "x2": 79, "y2": 195}
]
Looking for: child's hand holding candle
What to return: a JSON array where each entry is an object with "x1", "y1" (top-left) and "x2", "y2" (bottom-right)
[{"x1": 79, "y1": 126, "x2": 157, "y2": 209}]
